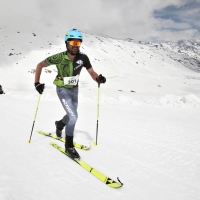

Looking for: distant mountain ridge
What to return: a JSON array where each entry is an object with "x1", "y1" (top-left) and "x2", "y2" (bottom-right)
[
  {"x1": 1, "y1": 29, "x2": 200, "y2": 94},
  {"x1": 1, "y1": 26, "x2": 199, "y2": 73},
  {"x1": 162, "y1": 40, "x2": 200, "y2": 73},
  {"x1": 126, "y1": 39, "x2": 200, "y2": 73}
]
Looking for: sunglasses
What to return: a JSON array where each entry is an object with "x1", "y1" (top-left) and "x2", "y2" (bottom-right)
[{"x1": 68, "y1": 40, "x2": 81, "y2": 47}]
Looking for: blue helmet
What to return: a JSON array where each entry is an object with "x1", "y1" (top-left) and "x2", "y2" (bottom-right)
[{"x1": 65, "y1": 29, "x2": 83, "y2": 42}]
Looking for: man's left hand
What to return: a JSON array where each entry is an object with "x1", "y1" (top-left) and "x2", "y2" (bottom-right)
[{"x1": 96, "y1": 74, "x2": 106, "y2": 84}]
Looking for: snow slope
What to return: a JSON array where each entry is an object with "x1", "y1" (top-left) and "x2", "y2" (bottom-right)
[
  {"x1": 1, "y1": 28, "x2": 200, "y2": 95},
  {"x1": 0, "y1": 27, "x2": 200, "y2": 200},
  {"x1": 0, "y1": 91, "x2": 200, "y2": 200}
]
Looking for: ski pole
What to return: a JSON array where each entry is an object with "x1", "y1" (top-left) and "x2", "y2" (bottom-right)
[
  {"x1": 26, "y1": 94, "x2": 42, "y2": 143},
  {"x1": 94, "y1": 83, "x2": 101, "y2": 146}
]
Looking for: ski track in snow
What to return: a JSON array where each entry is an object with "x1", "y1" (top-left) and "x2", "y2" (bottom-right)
[
  {"x1": 1, "y1": 92, "x2": 200, "y2": 200},
  {"x1": 86, "y1": 104, "x2": 200, "y2": 200}
]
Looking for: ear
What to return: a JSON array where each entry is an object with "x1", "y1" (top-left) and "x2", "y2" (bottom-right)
[{"x1": 65, "y1": 41, "x2": 69, "y2": 48}]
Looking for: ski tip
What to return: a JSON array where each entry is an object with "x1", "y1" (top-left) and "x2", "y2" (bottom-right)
[
  {"x1": 106, "y1": 177, "x2": 124, "y2": 188},
  {"x1": 117, "y1": 177, "x2": 124, "y2": 186},
  {"x1": 108, "y1": 182, "x2": 123, "y2": 188}
]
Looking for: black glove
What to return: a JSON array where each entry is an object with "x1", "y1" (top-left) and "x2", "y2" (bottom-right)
[
  {"x1": 96, "y1": 74, "x2": 106, "y2": 84},
  {"x1": 35, "y1": 82, "x2": 45, "y2": 94}
]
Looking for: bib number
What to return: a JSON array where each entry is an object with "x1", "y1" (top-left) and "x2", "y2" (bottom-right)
[{"x1": 64, "y1": 75, "x2": 79, "y2": 86}]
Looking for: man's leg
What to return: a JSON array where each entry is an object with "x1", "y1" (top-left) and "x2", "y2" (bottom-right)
[{"x1": 56, "y1": 87, "x2": 80, "y2": 159}]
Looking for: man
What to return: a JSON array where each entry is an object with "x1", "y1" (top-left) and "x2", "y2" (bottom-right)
[{"x1": 34, "y1": 29, "x2": 106, "y2": 159}]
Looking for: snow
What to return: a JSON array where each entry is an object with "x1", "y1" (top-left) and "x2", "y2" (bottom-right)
[{"x1": 1, "y1": 27, "x2": 200, "y2": 200}]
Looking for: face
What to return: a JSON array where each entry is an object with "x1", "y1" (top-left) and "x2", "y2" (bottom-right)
[{"x1": 67, "y1": 39, "x2": 81, "y2": 55}]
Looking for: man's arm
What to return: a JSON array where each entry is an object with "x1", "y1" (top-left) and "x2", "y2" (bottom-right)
[
  {"x1": 35, "y1": 60, "x2": 49, "y2": 83},
  {"x1": 87, "y1": 67, "x2": 99, "y2": 82}
]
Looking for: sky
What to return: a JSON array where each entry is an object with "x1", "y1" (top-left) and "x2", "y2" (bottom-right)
[{"x1": 1, "y1": 0, "x2": 200, "y2": 42}]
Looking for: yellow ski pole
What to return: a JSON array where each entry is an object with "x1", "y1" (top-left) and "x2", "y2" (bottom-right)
[
  {"x1": 93, "y1": 83, "x2": 101, "y2": 146},
  {"x1": 26, "y1": 94, "x2": 42, "y2": 143}
]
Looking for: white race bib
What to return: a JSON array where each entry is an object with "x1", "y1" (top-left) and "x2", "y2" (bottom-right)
[{"x1": 64, "y1": 75, "x2": 79, "y2": 86}]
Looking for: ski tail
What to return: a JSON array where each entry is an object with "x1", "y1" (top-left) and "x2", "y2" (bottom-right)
[{"x1": 37, "y1": 130, "x2": 91, "y2": 150}]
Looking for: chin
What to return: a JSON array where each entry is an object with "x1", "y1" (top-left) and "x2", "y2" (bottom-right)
[
  {"x1": 67, "y1": 47, "x2": 79, "y2": 55},
  {"x1": 71, "y1": 52, "x2": 78, "y2": 55},
  {"x1": 72, "y1": 50, "x2": 79, "y2": 55}
]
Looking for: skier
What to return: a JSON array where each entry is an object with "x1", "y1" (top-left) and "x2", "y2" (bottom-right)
[
  {"x1": 0, "y1": 85, "x2": 5, "y2": 94},
  {"x1": 34, "y1": 29, "x2": 106, "y2": 159}
]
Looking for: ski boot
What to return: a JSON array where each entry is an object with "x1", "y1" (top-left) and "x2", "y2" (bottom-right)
[
  {"x1": 55, "y1": 120, "x2": 65, "y2": 138},
  {"x1": 65, "y1": 135, "x2": 80, "y2": 159}
]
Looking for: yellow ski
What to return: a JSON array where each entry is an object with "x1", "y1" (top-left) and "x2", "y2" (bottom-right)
[
  {"x1": 37, "y1": 130, "x2": 90, "y2": 150},
  {"x1": 50, "y1": 142, "x2": 123, "y2": 188}
]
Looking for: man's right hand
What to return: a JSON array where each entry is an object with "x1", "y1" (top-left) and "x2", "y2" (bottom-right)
[{"x1": 35, "y1": 82, "x2": 45, "y2": 94}]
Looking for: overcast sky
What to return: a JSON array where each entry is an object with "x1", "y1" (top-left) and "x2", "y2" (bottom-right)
[{"x1": 1, "y1": 0, "x2": 200, "y2": 42}]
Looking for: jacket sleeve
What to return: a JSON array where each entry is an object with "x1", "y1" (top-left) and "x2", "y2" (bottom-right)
[
  {"x1": 83, "y1": 54, "x2": 92, "y2": 70},
  {"x1": 45, "y1": 52, "x2": 64, "y2": 65}
]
